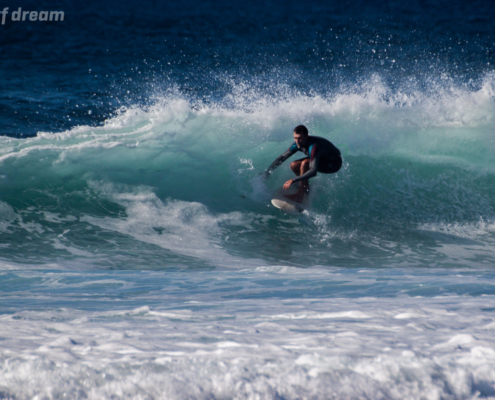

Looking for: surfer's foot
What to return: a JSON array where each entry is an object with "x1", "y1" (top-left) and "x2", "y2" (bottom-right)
[{"x1": 284, "y1": 192, "x2": 305, "y2": 203}]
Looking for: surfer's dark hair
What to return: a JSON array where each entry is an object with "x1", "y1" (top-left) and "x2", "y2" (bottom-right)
[{"x1": 294, "y1": 125, "x2": 308, "y2": 136}]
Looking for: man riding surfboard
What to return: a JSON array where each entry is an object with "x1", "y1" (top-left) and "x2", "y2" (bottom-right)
[{"x1": 264, "y1": 125, "x2": 342, "y2": 203}]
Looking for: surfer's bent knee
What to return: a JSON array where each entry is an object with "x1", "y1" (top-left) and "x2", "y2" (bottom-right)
[
  {"x1": 290, "y1": 160, "x2": 301, "y2": 172},
  {"x1": 300, "y1": 158, "x2": 310, "y2": 171}
]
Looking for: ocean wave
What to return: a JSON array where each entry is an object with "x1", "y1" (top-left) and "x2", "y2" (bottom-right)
[{"x1": 0, "y1": 75, "x2": 494, "y2": 267}]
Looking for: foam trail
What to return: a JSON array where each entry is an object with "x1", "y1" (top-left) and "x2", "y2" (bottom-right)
[{"x1": 1, "y1": 266, "x2": 495, "y2": 399}]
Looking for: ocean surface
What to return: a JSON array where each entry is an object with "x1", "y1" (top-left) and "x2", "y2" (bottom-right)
[{"x1": 1, "y1": 0, "x2": 495, "y2": 398}]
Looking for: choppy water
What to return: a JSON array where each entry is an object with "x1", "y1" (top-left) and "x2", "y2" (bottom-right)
[{"x1": 1, "y1": 0, "x2": 495, "y2": 398}]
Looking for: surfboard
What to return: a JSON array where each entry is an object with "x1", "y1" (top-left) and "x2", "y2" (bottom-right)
[{"x1": 271, "y1": 187, "x2": 310, "y2": 214}]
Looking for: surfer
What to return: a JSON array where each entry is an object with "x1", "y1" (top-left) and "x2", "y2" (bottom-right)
[{"x1": 264, "y1": 125, "x2": 342, "y2": 203}]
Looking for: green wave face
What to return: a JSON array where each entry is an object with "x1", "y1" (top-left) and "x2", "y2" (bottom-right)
[{"x1": 1, "y1": 77, "x2": 495, "y2": 268}]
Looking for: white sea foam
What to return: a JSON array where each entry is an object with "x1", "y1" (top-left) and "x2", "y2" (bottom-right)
[
  {"x1": 0, "y1": 75, "x2": 493, "y2": 169},
  {"x1": 1, "y1": 288, "x2": 495, "y2": 399},
  {"x1": 80, "y1": 181, "x2": 264, "y2": 267}
]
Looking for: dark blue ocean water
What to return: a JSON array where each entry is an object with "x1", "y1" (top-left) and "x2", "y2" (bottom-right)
[
  {"x1": 2, "y1": 0, "x2": 494, "y2": 137},
  {"x1": 1, "y1": 1, "x2": 495, "y2": 398}
]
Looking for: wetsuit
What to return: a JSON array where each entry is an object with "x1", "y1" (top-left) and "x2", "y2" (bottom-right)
[{"x1": 265, "y1": 135, "x2": 342, "y2": 183}]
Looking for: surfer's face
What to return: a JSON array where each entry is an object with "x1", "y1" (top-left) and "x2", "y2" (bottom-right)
[{"x1": 293, "y1": 132, "x2": 308, "y2": 148}]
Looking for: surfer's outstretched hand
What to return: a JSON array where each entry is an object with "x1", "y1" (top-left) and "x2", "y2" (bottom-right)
[{"x1": 283, "y1": 179, "x2": 294, "y2": 190}]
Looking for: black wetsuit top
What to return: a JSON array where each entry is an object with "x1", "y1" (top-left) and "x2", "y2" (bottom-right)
[{"x1": 266, "y1": 136, "x2": 341, "y2": 183}]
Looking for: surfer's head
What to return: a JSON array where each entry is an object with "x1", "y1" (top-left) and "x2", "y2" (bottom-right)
[{"x1": 293, "y1": 125, "x2": 309, "y2": 147}]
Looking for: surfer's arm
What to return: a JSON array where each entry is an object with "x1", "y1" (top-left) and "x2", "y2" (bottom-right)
[
  {"x1": 263, "y1": 146, "x2": 297, "y2": 179},
  {"x1": 292, "y1": 151, "x2": 320, "y2": 183}
]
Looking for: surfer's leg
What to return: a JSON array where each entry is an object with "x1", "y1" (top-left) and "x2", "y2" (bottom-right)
[
  {"x1": 285, "y1": 159, "x2": 309, "y2": 203},
  {"x1": 289, "y1": 158, "x2": 309, "y2": 185},
  {"x1": 289, "y1": 159, "x2": 303, "y2": 175},
  {"x1": 299, "y1": 158, "x2": 310, "y2": 195}
]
